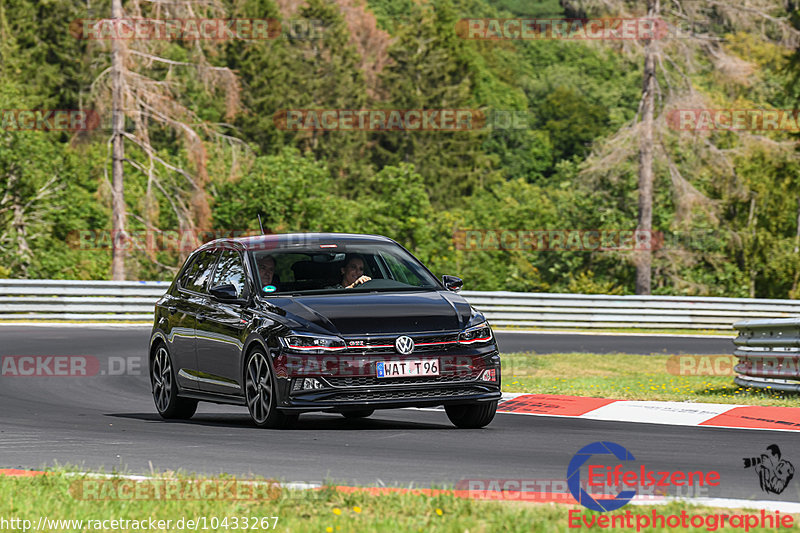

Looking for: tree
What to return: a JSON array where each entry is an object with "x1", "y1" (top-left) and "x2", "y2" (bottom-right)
[
  {"x1": 228, "y1": 0, "x2": 371, "y2": 194},
  {"x1": 0, "y1": 0, "x2": 89, "y2": 110},
  {"x1": 636, "y1": 0, "x2": 658, "y2": 294},
  {"x1": 87, "y1": 0, "x2": 241, "y2": 279},
  {"x1": 212, "y1": 147, "x2": 357, "y2": 233},
  {"x1": 353, "y1": 163, "x2": 436, "y2": 256},
  {"x1": 110, "y1": 0, "x2": 126, "y2": 280},
  {"x1": 372, "y1": 0, "x2": 500, "y2": 205},
  {"x1": 0, "y1": 82, "x2": 84, "y2": 277},
  {"x1": 574, "y1": 0, "x2": 800, "y2": 294}
]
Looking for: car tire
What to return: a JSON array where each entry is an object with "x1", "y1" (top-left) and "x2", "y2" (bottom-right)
[
  {"x1": 151, "y1": 344, "x2": 198, "y2": 419},
  {"x1": 245, "y1": 349, "x2": 297, "y2": 429},
  {"x1": 342, "y1": 409, "x2": 374, "y2": 419},
  {"x1": 445, "y1": 401, "x2": 497, "y2": 429}
]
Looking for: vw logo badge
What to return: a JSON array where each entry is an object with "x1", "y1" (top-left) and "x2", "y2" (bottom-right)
[{"x1": 395, "y1": 335, "x2": 415, "y2": 355}]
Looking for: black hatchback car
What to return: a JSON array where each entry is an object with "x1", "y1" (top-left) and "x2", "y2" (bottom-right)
[{"x1": 149, "y1": 233, "x2": 501, "y2": 428}]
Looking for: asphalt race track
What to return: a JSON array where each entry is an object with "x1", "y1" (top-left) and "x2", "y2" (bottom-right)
[{"x1": 1, "y1": 325, "x2": 790, "y2": 504}]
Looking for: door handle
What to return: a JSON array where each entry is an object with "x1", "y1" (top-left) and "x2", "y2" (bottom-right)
[
  {"x1": 197, "y1": 314, "x2": 207, "y2": 322},
  {"x1": 166, "y1": 306, "x2": 177, "y2": 315}
]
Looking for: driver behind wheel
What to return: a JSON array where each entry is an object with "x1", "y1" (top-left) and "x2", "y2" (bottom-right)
[
  {"x1": 336, "y1": 254, "x2": 371, "y2": 289},
  {"x1": 257, "y1": 255, "x2": 280, "y2": 291}
]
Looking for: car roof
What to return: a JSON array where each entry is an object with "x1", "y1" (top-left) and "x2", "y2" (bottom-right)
[{"x1": 197, "y1": 232, "x2": 396, "y2": 253}]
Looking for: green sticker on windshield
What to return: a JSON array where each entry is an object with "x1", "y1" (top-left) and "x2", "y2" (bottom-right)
[{"x1": 263, "y1": 285, "x2": 277, "y2": 293}]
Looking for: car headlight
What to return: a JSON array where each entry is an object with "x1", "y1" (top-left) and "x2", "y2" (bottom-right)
[
  {"x1": 459, "y1": 321, "x2": 493, "y2": 345},
  {"x1": 279, "y1": 333, "x2": 347, "y2": 353}
]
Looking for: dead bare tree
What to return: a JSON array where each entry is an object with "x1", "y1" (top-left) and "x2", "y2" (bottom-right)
[
  {"x1": 88, "y1": 0, "x2": 243, "y2": 280},
  {"x1": 0, "y1": 169, "x2": 60, "y2": 277},
  {"x1": 573, "y1": 0, "x2": 800, "y2": 294},
  {"x1": 110, "y1": 0, "x2": 126, "y2": 280},
  {"x1": 636, "y1": 0, "x2": 658, "y2": 294}
]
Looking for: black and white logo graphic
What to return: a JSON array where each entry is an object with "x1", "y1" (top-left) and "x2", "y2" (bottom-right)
[{"x1": 743, "y1": 444, "x2": 795, "y2": 495}]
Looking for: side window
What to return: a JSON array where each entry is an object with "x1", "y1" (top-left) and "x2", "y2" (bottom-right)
[
  {"x1": 381, "y1": 252, "x2": 420, "y2": 285},
  {"x1": 177, "y1": 255, "x2": 199, "y2": 288},
  {"x1": 182, "y1": 250, "x2": 218, "y2": 293},
  {"x1": 210, "y1": 250, "x2": 247, "y2": 297}
]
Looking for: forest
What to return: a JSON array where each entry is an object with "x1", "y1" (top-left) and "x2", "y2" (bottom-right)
[{"x1": 1, "y1": 0, "x2": 799, "y2": 298}]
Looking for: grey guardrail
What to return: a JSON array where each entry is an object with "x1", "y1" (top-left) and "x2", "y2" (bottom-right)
[
  {"x1": 462, "y1": 291, "x2": 800, "y2": 330},
  {"x1": 0, "y1": 279, "x2": 170, "y2": 321},
  {"x1": 733, "y1": 318, "x2": 800, "y2": 391},
  {"x1": 0, "y1": 279, "x2": 797, "y2": 327}
]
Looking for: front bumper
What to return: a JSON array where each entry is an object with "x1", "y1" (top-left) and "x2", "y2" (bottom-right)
[
  {"x1": 274, "y1": 348, "x2": 501, "y2": 413},
  {"x1": 282, "y1": 384, "x2": 501, "y2": 413}
]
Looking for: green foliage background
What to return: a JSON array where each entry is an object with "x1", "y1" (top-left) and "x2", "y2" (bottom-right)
[{"x1": 1, "y1": 0, "x2": 799, "y2": 298}]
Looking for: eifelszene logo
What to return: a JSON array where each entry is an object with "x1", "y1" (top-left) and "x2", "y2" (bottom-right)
[
  {"x1": 568, "y1": 442, "x2": 637, "y2": 512},
  {"x1": 567, "y1": 441, "x2": 721, "y2": 512},
  {"x1": 743, "y1": 445, "x2": 795, "y2": 495}
]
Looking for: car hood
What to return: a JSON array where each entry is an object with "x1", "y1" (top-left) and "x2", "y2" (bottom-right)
[{"x1": 263, "y1": 290, "x2": 473, "y2": 335}]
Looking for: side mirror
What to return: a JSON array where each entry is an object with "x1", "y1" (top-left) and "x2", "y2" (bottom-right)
[
  {"x1": 442, "y1": 275, "x2": 463, "y2": 292},
  {"x1": 209, "y1": 283, "x2": 241, "y2": 301}
]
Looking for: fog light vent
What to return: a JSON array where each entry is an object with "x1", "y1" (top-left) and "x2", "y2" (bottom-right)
[
  {"x1": 480, "y1": 369, "x2": 497, "y2": 382},
  {"x1": 294, "y1": 377, "x2": 325, "y2": 390}
]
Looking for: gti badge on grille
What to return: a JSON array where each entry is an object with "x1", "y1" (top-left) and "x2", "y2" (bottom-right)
[{"x1": 395, "y1": 335, "x2": 415, "y2": 355}]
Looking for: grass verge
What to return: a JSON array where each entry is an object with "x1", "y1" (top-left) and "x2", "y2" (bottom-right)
[
  {"x1": 0, "y1": 471, "x2": 795, "y2": 532},
  {"x1": 501, "y1": 352, "x2": 799, "y2": 407}
]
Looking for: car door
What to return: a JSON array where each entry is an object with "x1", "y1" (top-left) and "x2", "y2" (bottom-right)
[
  {"x1": 171, "y1": 249, "x2": 219, "y2": 390},
  {"x1": 194, "y1": 248, "x2": 251, "y2": 395}
]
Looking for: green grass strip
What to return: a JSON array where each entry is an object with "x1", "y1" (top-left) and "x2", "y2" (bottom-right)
[
  {"x1": 502, "y1": 352, "x2": 798, "y2": 407},
  {"x1": 0, "y1": 472, "x2": 796, "y2": 532}
]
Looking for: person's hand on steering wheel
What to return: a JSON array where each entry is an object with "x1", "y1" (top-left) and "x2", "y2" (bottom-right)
[{"x1": 346, "y1": 275, "x2": 372, "y2": 288}]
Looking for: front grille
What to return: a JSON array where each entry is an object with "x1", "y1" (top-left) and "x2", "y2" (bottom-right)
[
  {"x1": 324, "y1": 373, "x2": 479, "y2": 387},
  {"x1": 321, "y1": 387, "x2": 486, "y2": 402},
  {"x1": 343, "y1": 333, "x2": 460, "y2": 354}
]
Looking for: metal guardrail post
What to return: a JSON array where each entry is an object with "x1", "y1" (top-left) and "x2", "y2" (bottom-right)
[{"x1": 733, "y1": 318, "x2": 800, "y2": 391}]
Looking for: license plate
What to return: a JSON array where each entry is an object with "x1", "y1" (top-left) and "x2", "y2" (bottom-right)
[{"x1": 376, "y1": 359, "x2": 439, "y2": 378}]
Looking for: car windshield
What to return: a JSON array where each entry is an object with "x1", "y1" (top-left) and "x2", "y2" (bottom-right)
[{"x1": 250, "y1": 241, "x2": 440, "y2": 295}]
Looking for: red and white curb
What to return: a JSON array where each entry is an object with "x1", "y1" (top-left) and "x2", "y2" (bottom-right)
[{"x1": 498, "y1": 393, "x2": 800, "y2": 432}]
